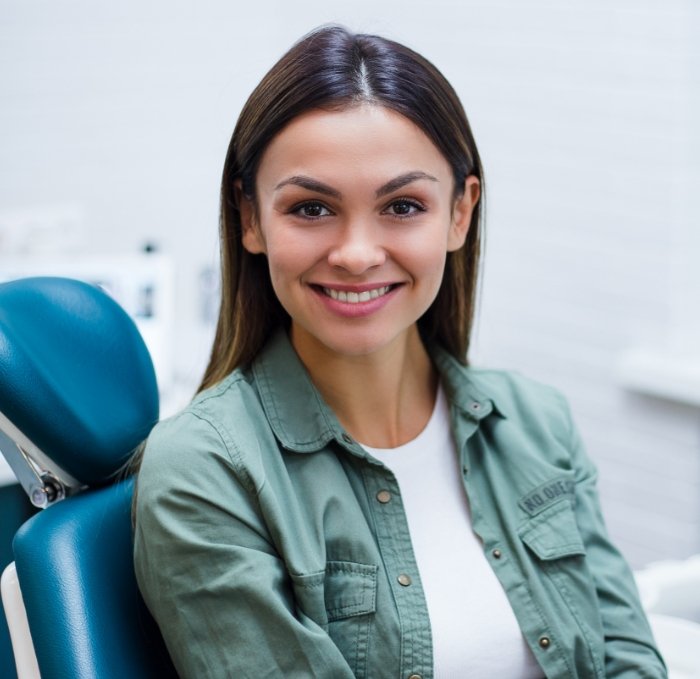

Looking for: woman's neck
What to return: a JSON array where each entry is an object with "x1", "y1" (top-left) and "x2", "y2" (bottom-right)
[{"x1": 291, "y1": 325, "x2": 438, "y2": 448}]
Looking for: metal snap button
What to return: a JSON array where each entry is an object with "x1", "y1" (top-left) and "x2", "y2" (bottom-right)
[
  {"x1": 341, "y1": 433, "x2": 353, "y2": 444},
  {"x1": 397, "y1": 573, "x2": 412, "y2": 587},
  {"x1": 376, "y1": 490, "x2": 392, "y2": 504},
  {"x1": 408, "y1": 675, "x2": 423, "y2": 679},
  {"x1": 492, "y1": 549, "x2": 502, "y2": 559},
  {"x1": 539, "y1": 636, "x2": 551, "y2": 649}
]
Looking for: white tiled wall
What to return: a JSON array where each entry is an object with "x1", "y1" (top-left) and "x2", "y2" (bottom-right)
[{"x1": 1, "y1": 0, "x2": 698, "y2": 567}]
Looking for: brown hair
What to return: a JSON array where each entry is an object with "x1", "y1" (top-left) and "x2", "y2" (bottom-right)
[{"x1": 200, "y1": 25, "x2": 484, "y2": 391}]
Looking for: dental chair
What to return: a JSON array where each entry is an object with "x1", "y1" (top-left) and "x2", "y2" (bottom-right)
[{"x1": 0, "y1": 277, "x2": 177, "y2": 678}]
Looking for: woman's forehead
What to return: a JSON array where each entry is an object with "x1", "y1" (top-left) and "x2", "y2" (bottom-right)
[{"x1": 255, "y1": 105, "x2": 453, "y2": 192}]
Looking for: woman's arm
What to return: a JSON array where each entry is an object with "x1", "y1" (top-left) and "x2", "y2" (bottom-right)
[
  {"x1": 563, "y1": 398, "x2": 667, "y2": 678},
  {"x1": 132, "y1": 413, "x2": 355, "y2": 679}
]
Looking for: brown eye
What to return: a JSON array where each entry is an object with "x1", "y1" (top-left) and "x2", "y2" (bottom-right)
[
  {"x1": 293, "y1": 202, "x2": 332, "y2": 219},
  {"x1": 385, "y1": 199, "x2": 424, "y2": 217}
]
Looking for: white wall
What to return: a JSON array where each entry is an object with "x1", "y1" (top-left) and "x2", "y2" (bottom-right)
[{"x1": 1, "y1": 0, "x2": 698, "y2": 567}]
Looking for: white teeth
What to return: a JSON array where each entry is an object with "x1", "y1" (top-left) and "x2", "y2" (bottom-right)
[{"x1": 322, "y1": 285, "x2": 391, "y2": 303}]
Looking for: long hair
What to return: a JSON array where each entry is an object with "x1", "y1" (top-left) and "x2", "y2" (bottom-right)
[{"x1": 200, "y1": 25, "x2": 484, "y2": 391}]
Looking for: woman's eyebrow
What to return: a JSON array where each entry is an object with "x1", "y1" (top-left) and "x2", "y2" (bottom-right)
[
  {"x1": 376, "y1": 171, "x2": 438, "y2": 197},
  {"x1": 274, "y1": 176, "x2": 341, "y2": 198},
  {"x1": 274, "y1": 171, "x2": 438, "y2": 199}
]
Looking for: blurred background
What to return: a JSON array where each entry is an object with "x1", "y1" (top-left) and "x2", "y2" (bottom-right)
[{"x1": 1, "y1": 0, "x2": 698, "y2": 591}]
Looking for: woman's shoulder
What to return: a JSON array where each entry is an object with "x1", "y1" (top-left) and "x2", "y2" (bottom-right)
[
  {"x1": 137, "y1": 368, "x2": 270, "y2": 496},
  {"x1": 457, "y1": 367, "x2": 590, "y2": 473},
  {"x1": 434, "y1": 348, "x2": 570, "y2": 423},
  {"x1": 462, "y1": 366, "x2": 573, "y2": 434},
  {"x1": 149, "y1": 369, "x2": 255, "y2": 443},
  {"x1": 467, "y1": 366, "x2": 566, "y2": 403}
]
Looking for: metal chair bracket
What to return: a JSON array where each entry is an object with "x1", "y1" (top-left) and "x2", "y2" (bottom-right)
[{"x1": 0, "y1": 410, "x2": 80, "y2": 509}]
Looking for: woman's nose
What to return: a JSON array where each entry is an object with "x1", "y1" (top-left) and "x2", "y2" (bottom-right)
[{"x1": 327, "y1": 223, "x2": 386, "y2": 274}]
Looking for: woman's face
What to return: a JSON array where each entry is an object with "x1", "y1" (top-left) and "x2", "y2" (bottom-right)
[{"x1": 240, "y1": 105, "x2": 479, "y2": 362}]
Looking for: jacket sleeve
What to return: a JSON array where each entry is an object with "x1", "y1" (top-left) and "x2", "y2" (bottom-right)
[
  {"x1": 563, "y1": 398, "x2": 668, "y2": 678},
  {"x1": 132, "y1": 413, "x2": 355, "y2": 679}
]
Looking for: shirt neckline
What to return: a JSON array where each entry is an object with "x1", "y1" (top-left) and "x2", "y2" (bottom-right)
[{"x1": 359, "y1": 384, "x2": 447, "y2": 454}]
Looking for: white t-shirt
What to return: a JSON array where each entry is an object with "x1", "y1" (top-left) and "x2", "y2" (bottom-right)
[{"x1": 361, "y1": 386, "x2": 543, "y2": 679}]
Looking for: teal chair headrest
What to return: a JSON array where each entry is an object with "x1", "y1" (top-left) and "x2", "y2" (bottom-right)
[{"x1": 0, "y1": 277, "x2": 159, "y2": 485}]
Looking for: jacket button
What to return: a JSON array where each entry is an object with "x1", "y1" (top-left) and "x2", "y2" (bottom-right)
[
  {"x1": 539, "y1": 636, "x2": 551, "y2": 649},
  {"x1": 376, "y1": 490, "x2": 392, "y2": 503},
  {"x1": 397, "y1": 574, "x2": 412, "y2": 586},
  {"x1": 341, "y1": 433, "x2": 353, "y2": 444},
  {"x1": 408, "y1": 675, "x2": 423, "y2": 679},
  {"x1": 492, "y1": 549, "x2": 502, "y2": 559}
]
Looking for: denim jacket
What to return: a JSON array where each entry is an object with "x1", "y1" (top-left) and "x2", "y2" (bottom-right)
[{"x1": 133, "y1": 330, "x2": 666, "y2": 678}]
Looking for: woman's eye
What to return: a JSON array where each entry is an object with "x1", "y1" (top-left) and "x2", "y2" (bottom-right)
[
  {"x1": 293, "y1": 202, "x2": 332, "y2": 219},
  {"x1": 385, "y1": 199, "x2": 424, "y2": 217}
]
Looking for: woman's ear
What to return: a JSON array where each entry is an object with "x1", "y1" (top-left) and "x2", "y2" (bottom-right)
[
  {"x1": 236, "y1": 180, "x2": 266, "y2": 254},
  {"x1": 447, "y1": 175, "x2": 480, "y2": 252}
]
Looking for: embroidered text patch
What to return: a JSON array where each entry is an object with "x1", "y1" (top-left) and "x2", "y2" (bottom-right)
[{"x1": 519, "y1": 477, "x2": 575, "y2": 516}]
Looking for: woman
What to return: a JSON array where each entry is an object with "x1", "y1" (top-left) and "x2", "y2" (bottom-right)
[{"x1": 133, "y1": 26, "x2": 666, "y2": 678}]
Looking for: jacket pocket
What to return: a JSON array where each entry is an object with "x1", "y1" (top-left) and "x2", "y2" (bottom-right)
[
  {"x1": 291, "y1": 561, "x2": 377, "y2": 678},
  {"x1": 518, "y1": 499, "x2": 586, "y2": 560},
  {"x1": 518, "y1": 500, "x2": 605, "y2": 678}
]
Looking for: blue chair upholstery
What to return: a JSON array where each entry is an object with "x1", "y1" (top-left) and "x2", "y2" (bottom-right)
[
  {"x1": 0, "y1": 276, "x2": 158, "y2": 484},
  {"x1": 0, "y1": 277, "x2": 177, "y2": 678}
]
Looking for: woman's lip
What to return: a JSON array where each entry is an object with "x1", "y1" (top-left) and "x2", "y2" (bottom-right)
[{"x1": 310, "y1": 282, "x2": 399, "y2": 293}]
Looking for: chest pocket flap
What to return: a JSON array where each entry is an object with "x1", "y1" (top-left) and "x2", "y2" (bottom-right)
[
  {"x1": 518, "y1": 500, "x2": 586, "y2": 560},
  {"x1": 292, "y1": 560, "x2": 377, "y2": 627},
  {"x1": 324, "y1": 561, "x2": 377, "y2": 621}
]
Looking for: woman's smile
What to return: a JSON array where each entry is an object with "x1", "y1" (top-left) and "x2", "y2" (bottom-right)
[
  {"x1": 311, "y1": 282, "x2": 402, "y2": 318},
  {"x1": 319, "y1": 284, "x2": 394, "y2": 303}
]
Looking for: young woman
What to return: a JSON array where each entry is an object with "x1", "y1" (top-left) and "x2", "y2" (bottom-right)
[{"x1": 133, "y1": 26, "x2": 666, "y2": 678}]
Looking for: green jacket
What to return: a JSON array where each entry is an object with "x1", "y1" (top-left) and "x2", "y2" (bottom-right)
[{"x1": 133, "y1": 330, "x2": 666, "y2": 678}]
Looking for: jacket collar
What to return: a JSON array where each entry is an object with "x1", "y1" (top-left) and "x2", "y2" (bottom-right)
[
  {"x1": 430, "y1": 344, "x2": 507, "y2": 421},
  {"x1": 250, "y1": 329, "x2": 505, "y2": 454}
]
